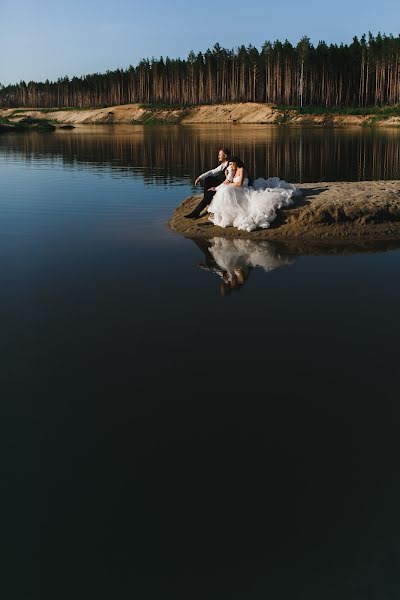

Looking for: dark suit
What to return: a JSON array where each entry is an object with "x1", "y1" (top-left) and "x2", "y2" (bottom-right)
[{"x1": 186, "y1": 160, "x2": 230, "y2": 217}]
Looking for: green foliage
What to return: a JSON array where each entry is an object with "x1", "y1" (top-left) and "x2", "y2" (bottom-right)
[
  {"x1": 373, "y1": 106, "x2": 400, "y2": 117},
  {"x1": 39, "y1": 106, "x2": 94, "y2": 112},
  {"x1": 2, "y1": 33, "x2": 400, "y2": 109},
  {"x1": 275, "y1": 105, "x2": 400, "y2": 116},
  {"x1": 34, "y1": 121, "x2": 56, "y2": 130},
  {"x1": 20, "y1": 116, "x2": 58, "y2": 124},
  {"x1": 132, "y1": 116, "x2": 167, "y2": 125},
  {"x1": 0, "y1": 115, "x2": 58, "y2": 130},
  {"x1": 7, "y1": 107, "x2": 96, "y2": 113},
  {"x1": 138, "y1": 103, "x2": 198, "y2": 110},
  {"x1": 276, "y1": 112, "x2": 290, "y2": 125},
  {"x1": 132, "y1": 108, "x2": 190, "y2": 125}
]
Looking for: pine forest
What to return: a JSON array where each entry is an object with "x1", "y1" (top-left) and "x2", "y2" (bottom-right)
[{"x1": 1, "y1": 33, "x2": 399, "y2": 109}]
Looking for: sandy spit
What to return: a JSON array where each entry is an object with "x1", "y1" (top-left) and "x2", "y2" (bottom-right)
[
  {"x1": 168, "y1": 181, "x2": 400, "y2": 243},
  {"x1": 1, "y1": 103, "x2": 400, "y2": 126}
]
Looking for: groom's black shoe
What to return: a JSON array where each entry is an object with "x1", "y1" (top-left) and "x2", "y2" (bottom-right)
[
  {"x1": 184, "y1": 211, "x2": 200, "y2": 219},
  {"x1": 185, "y1": 191, "x2": 214, "y2": 219}
]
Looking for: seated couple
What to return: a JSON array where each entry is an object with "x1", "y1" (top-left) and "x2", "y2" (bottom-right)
[
  {"x1": 193, "y1": 236, "x2": 295, "y2": 295},
  {"x1": 185, "y1": 147, "x2": 300, "y2": 233}
]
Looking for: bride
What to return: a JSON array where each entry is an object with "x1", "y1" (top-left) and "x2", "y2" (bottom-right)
[{"x1": 206, "y1": 157, "x2": 301, "y2": 232}]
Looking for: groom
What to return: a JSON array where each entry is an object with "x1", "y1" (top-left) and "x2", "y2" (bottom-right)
[{"x1": 184, "y1": 147, "x2": 232, "y2": 219}]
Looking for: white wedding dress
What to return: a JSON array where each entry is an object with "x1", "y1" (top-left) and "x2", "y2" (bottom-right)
[
  {"x1": 207, "y1": 238, "x2": 294, "y2": 275},
  {"x1": 207, "y1": 174, "x2": 301, "y2": 232}
]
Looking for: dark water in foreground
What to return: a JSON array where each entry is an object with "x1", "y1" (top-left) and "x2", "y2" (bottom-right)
[{"x1": 2, "y1": 125, "x2": 400, "y2": 599}]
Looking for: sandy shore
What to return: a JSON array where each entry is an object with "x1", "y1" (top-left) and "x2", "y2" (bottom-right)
[
  {"x1": 169, "y1": 180, "x2": 400, "y2": 242},
  {"x1": 1, "y1": 103, "x2": 400, "y2": 127}
]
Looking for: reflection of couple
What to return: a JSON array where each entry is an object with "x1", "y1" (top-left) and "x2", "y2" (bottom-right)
[
  {"x1": 194, "y1": 237, "x2": 295, "y2": 295},
  {"x1": 185, "y1": 147, "x2": 301, "y2": 232}
]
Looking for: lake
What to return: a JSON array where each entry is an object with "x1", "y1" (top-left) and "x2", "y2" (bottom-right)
[{"x1": 2, "y1": 124, "x2": 400, "y2": 599}]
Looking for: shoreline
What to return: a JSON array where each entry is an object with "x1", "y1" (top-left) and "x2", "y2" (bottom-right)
[
  {"x1": 1, "y1": 103, "x2": 400, "y2": 127},
  {"x1": 169, "y1": 180, "x2": 400, "y2": 243}
]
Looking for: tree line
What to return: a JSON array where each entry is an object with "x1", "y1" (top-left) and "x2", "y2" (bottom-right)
[{"x1": 1, "y1": 33, "x2": 399, "y2": 109}]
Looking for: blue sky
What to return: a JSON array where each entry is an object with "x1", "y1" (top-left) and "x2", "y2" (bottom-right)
[{"x1": 1, "y1": 0, "x2": 399, "y2": 86}]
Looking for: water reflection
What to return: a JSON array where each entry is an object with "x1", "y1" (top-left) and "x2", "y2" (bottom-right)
[
  {"x1": 1, "y1": 124, "x2": 400, "y2": 182},
  {"x1": 194, "y1": 237, "x2": 295, "y2": 295},
  {"x1": 2, "y1": 125, "x2": 400, "y2": 597},
  {"x1": 193, "y1": 236, "x2": 400, "y2": 295}
]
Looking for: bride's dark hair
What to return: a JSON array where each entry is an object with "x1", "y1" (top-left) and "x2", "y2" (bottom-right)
[
  {"x1": 229, "y1": 156, "x2": 245, "y2": 168},
  {"x1": 229, "y1": 156, "x2": 253, "y2": 184}
]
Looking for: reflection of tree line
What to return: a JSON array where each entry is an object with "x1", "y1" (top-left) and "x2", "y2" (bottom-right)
[{"x1": 2, "y1": 127, "x2": 400, "y2": 182}]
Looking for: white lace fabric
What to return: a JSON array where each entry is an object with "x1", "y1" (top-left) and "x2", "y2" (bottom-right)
[{"x1": 207, "y1": 176, "x2": 301, "y2": 232}]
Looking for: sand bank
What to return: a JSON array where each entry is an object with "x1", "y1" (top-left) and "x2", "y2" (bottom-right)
[
  {"x1": 1, "y1": 103, "x2": 400, "y2": 126},
  {"x1": 169, "y1": 181, "x2": 400, "y2": 242}
]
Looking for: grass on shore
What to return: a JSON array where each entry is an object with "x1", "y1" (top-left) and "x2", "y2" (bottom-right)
[
  {"x1": 275, "y1": 104, "x2": 400, "y2": 117},
  {"x1": 138, "y1": 103, "x2": 198, "y2": 110},
  {"x1": 0, "y1": 115, "x2": 58, "y2": 129},
  {"x1": 8, "y1": 106, "x2": 104, "y2": 113},
  {"x1": 3, "y1": 103, "x2": 400, "y2": 117},
  {"x1": 133, "y1": 106, "x2": 191, "y2": 124}
]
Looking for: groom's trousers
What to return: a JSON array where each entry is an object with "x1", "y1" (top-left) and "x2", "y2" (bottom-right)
[{"x1": 191, "y1": 176, "x2": 221, "y2": 216}]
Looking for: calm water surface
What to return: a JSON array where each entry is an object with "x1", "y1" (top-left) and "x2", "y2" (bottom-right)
[{"x1": 2, "y1": 125, "x2": 400, "y2": 599}]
